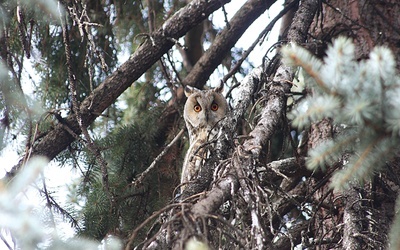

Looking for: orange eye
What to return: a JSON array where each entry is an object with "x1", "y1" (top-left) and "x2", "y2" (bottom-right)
[
  {"x1": 194, "y1": 104, "x2": 202, "y2": 112},
  {"x1": 211, "y1": 103, "x2": 219, "y2": 111}
]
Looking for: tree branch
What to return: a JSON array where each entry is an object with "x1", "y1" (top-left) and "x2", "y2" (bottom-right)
[
  {"x1": 134, "y1": 129, "x2": 185, "y2": 187},
  {"x1": 243, "y1": 0, "x2": 319, "y2": 156},
  {"x1": 342, "y1": 186, "x2": 365, "y2": 249},
  {"x1": 182, "y1": 0, "x2": 277, "y2": 89},
  {"x1": 223, "y1": 0, "x2": 298, "y2": 82},
  {"x1": 5, "y1": 0, "x2": 231, "y2": 181}
]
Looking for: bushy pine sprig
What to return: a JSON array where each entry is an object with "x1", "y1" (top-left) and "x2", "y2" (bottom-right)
[
  {"x1": 282, "y1": 37, "x2": 400, "y2": 191},
  {"x1": 76, "y1": 108, "x2": 168, "y2": 240}
]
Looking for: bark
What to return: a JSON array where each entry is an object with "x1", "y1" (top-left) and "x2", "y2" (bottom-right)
[
  {"x1": 257, "y1": 157, "x2": 308, "y2": 183},
  {"x1": 342, "y1": 186, "x2": 364, "y2": 250},
  {"x1": 5, "y1": 0, "x2": 231, "y2": 180},
  {"x1": 311, "y1": 0, "x2": 400, "y2": 64}
]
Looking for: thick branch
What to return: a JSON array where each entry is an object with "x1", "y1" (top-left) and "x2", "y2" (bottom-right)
[
  {"x1": 191, "y1": 174, "x2": 239, "y2": 217},
  {"x1": 268, "y1": 220, "x2": 308, "y2": 250},
  {"x1": 258, "y1": 156, "x2": 308, "y2": 182},
  {"x1": 183, "y1": 0, "x2": 276, "y2": 88},
  {"x1": 5, "y1": 0, "x2": 230, "y2": 180},
  {"x1": 342, "y1": 186, "x2": 364, "y2": 249},
  {"x1": 243, "y1": 0, "x2": 319, "y2": 155}
]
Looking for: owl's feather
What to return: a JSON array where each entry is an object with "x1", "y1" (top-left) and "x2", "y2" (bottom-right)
[{"x1": 181, "y1": 83, "x2": 228, "y2": 190}]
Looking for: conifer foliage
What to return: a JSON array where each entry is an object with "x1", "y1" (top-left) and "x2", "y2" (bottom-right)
[
  {"x1": 77, "y1": 109, "x2": 166, "y2": 240},
  {"x1": 283, "y1": 37, "x2": 400, "y2": 190},
  {"x1": 284, "y1": 37, "x2": 400, "y2": 249}
]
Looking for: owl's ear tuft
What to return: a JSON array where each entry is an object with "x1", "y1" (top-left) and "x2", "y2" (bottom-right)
[
  {"x1": 214, "y1": 80, "x2": 224, "y2": 93},
  {"x1": 184, "y1": 85, "x2": 200, "y2": 97}
]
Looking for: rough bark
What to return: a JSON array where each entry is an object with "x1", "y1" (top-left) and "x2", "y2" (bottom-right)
[
  {"x1": 311, "y1": 0, "x2": 400, "y2": 64},
  {"x1": 342, "y1": 186, "x2": 364, "y2": 250}
]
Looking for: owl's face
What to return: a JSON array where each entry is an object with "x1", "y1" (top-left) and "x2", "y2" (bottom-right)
[{"x1": 183, "y1": 84, "x2": 228, "y2": 134}]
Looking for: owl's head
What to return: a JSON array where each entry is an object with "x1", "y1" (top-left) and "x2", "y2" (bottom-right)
[{"x1": 183, "y1": 82, "x2": 228, "y2": 132}]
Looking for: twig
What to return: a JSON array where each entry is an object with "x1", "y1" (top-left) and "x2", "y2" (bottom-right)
[
  {"x1": 232, "y1": 151, "x2": 266, "y2": 249},
  {"x1": 0, "y1": 234, "x2": 13, "y2": 250},
  {"x1": 158, "y1": 56, "x2": 178, "y2": 102},
  {"x1": 134, "y1": 129, "x2": 185, "y2": 187},
  {"x1": 34, "y1": 183, "x2": 80, "y2": 229},
  {"x1": 68, "y1": 1, "x2": 108, "y2": 71},
  {"x1": 16, "y1": 5, "x2": 30, "y2": 58},
  {"x1": 58, "y1": 3, "x2": 113, "y2": 202},
  {"x1": 125, "y1": 203, "x2": 190, "y2": 250},
  {"x1": 39, "y1": 172, "x2": 57, "y2": 235},
  {"x1": 220, "y1": 2, "x2": 230, "y2": 29},
  {"x1": 223, "y1": 0, "x2": 297, "y2": 82}
]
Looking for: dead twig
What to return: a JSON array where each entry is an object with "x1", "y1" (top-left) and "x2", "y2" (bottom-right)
[{"x1": 134, "y1": 129, "x2": 185, "y2": 187}]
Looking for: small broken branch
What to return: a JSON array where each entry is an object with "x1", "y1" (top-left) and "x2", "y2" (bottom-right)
[{"x1": 134, "y1": 129, "x2": 185, "y2": 187}]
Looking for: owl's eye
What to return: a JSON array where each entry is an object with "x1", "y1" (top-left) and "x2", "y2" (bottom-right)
[
  {"x1": 211, "y1": 103, "x2": 219, "y2": 111},
  {"x1": 194, "y1": 104, "x2": 202, "y2": 112}
]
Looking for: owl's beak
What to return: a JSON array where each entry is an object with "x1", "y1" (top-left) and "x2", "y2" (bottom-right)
[{"x1": 204, "y1": 110, "x2": 209, "y2": 123}]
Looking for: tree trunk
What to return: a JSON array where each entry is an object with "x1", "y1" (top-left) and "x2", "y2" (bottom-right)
[{"x1": 307, "y1": 0, "x2": 400, "y2": 248}]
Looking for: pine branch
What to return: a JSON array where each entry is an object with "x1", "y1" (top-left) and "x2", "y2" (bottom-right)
[
  {"x1": 331, "y1": 136, "x2": 396, "y2": 191},
  {"x1": 307, "y1": 131, "x2": 357, "y2": 170},
  {"x1": 285, "y1": 36, "x2": 400, "y2": 191},
  {"x1": 333, "y1": 137, "x2": 380, "y2": 189},
  {"x1": 292, "y1": 95, "x2": 340, "y2": 129},
  {"x1": 283, "y1": 44, "x2": 330, "y2": 93}
]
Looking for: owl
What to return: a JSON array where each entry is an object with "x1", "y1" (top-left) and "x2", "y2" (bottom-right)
[{"x1": 181, "y1": 82, "x2": 228, "y2": 190}]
